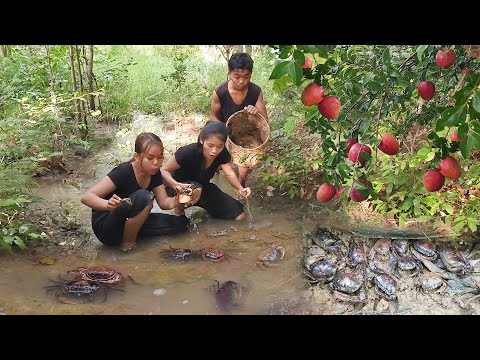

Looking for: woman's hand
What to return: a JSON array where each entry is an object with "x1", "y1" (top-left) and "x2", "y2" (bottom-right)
[
  {"x1": 174, "y1": 182, "x2": 192, "y2": 194},
  {"x1": 107, "y1": 194, "x2": 123, "y2": 210},
  {"x1": 238, "y1": 187, "x2": 252, "y2": 199},
  {"x1": 176, "y1": 183, "x2": 202, "y2": 206},
  {"x1": 182, "y1": 187, "x2": 202, "y2": 207}
]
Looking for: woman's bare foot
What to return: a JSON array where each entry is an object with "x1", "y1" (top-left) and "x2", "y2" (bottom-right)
[{"x1": 120, "y1": 241, "x2": 137, "y2": 252}]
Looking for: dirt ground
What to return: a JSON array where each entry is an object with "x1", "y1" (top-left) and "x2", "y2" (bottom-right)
[{"x1": 13, "y1": 112, "x2": 480, "y2": 315}]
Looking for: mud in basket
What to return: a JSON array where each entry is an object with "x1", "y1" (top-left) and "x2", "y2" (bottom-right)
[{"x1": 226, "y1": 110, "x2": 270, "y2": 168}]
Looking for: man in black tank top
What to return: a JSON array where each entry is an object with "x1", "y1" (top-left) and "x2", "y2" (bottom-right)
[{"x1": 209, "y1": 52, "x2": 268, "y2": 187}]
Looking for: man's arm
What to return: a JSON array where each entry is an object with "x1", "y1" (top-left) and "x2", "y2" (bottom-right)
[
  {"x1": 209, "y1": 90, "x2": 222, "y2": 121},
  {"x1": 244, "y1": 90, "x2": 268, "y2": 120},
  {"x1": 254, "y1": 90, "x2": 268, "y2": 120}
]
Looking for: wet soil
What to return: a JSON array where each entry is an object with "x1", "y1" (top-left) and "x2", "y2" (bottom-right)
[{"x1": 2, "y1": 113, "x2": 480, "y2": 315}]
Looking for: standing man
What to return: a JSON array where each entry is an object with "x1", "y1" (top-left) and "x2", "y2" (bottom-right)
[{"x1": 209, "y1": 52, "x2": 268, "y2": 187}]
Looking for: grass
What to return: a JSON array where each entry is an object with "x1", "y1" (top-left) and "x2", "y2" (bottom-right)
[{"x1": 97, "y1": 45, "x2": 283, "y2": 120}]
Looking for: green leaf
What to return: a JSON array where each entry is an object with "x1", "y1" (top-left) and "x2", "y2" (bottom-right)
[
  {"x1": 2, "y1": 235, "x2": 14, "y2": 245},
  {"x1": 435, "y1": 106, "x2": 466, "y2": 131},
  {"x1": 297, "y1": 45, "x2": 316, "y2": 54},
  {"x1": 270, "y1": 61, "x2": 291, "y2": 80},
  {"x1": 425, "y1": 151, "x2": 435, "y2": 162},
  {"x1": 18, "y1": 224, "x2": 29, "y2": 234},
  {"x1": 472, "y1": 90, "x2": 480, "y2": 113},
  {"x1": 272, "y1": 76, "x2": 290, "y2": 93},
  {"x1": 305, "y1": 106, "x2": 319, "y2": 122},
  {"x1": 278, "y1": 47, "x2": 292, "y2": 59},
  {"x1": 336, "y1": 163, "x2": 351, "y2": 178},
  {"x1": 460, "y1": 132, "x2": 480, "y2": 158},
  {"x1": 13, "y1": 236, "x2": 26, "y2": 249},
  {"x1": 399, "y1": 198, "x2": 413, "y2": 211},
  {"x1": 383, "y1": 48, "x2": 391, "y2": 64},
  {"x1": 283, "y1": 116, "x2": 298, "y2": 134},
  {"x1": 293, "y1": 50, "x2": 305, "y2": 66},
  {"x1": 416, "y1": 45, "x2": 428, "y2": 61},
  {"x1": 386, "y1": 182, "x2": 393, "y2": 194},
  {"x1": 467, "y1": 217, "x2": 478, "y2": 232},
  {"x1": 454, "y1": 86, "x2": 473, "y2": 106},
  {"x1": 288, "y1": 63, "x2": 303, "y2": 86},
  {"x1": 444, "y1": 203, "x2": 454, "y2": 214},
  {"x1": 417, "y1": 148, "x2": 430, "y2": 157},
  {"x1": 367, "y1": 81, "x2": 383, "y2": 92}
]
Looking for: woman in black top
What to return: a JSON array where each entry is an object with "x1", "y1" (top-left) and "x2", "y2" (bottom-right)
[
  {"x1": 81, "y1": 133, "x2": 188, "y2": 252},
  {"x1": 161, "y1": 121, "x2": 252, "y2": 220}
]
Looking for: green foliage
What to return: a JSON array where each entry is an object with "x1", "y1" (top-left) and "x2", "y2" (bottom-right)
[
  {"x1": 0, "y1": 165, "x2": 46, "y2": 251},
  {"x1": 50, "y1": 200, "x2": 83, "y2": 230},
  {"x1": 266, "y1": 44, "x2": 480, "y2": 233}
]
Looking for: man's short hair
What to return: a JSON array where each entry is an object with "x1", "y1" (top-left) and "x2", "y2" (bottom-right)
[{"x1": 228, "y1": 52, "x2": 254, "y2": 72}]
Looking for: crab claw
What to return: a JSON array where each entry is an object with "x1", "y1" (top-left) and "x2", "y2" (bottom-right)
[{"x1": 55, "y1": 291, "x2": 79, "y2": 305}]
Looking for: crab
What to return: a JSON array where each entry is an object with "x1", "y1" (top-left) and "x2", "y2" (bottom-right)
[
  {"x1": 310, "y1": 227, "x2": 341, "y2": 252},
  {"x1": 393, "y1": 253, "x2": 423, "y2": 278},
  {"x1": 44, "y1": 279, "x2": 123, "y2": 304},
  {"x1": 160, "y1": 246, "x2": 195, "y2": 261},
  {"x1": 210, "y1": 280, "x2": 246, "y2": 310},
  {"x1": 178, "y1": 183, "x2": 200, "y2": 204},
  {"x1": 391, "y1": 239, "x2": 410, "y2": 257},
  {"x1": 256, "y1": 243, "x2": 285, "y2": 268},
  {"x1": 439, "y1": 247, "x2": 473, "y2": 276},
  {"x1": 66, "y1": 266, "x2": 137, "y2": 286},
  {"x1": 200, "y1": 248, "x2": 239, "y2": 262},
  {"x1": 303, "y1": 259, "x2": 337, "y2": 285},
  {"x1": 412, "y1": 239, "x2": 438, "y2": 261},
  {"x1": 346, "y1": 240, "x2": 367, "y2": 268},
  {"x1": 368, "y1": 239, "x2": 396, "y2": 274},
  {"x1": 371, "y1": 271, "x2": 398, "y2": 302},
  {"x1": 416, "y1": 273, "x2": 448, "y2": 296},
  {"x1": 329, "y1": 270, "x2": 366, "y2": 304}
]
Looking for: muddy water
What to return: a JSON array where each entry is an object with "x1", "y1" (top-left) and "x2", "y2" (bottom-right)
[
  {"x1": 0, "y1": 213, "x2": 306, "y2": 315},
  {"x1": 0, "y1": 160, "x2": 322, "y2": 315}
]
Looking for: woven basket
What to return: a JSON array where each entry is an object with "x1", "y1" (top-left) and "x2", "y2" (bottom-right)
[{"x1": 226, "y1": 110, "x2": 270, "y2": 168}]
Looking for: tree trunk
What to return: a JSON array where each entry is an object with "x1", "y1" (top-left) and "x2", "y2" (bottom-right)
[
  {"x1": 69, "y1": 46, "x2": 80, "y2": 120},
  {"x1": 0, "y1": 45, "x2": 8, "y2": 57},
  {"x1": 87, "y1": 45, "x2": 95, "y2": 111},
  {"x1": 75, "y1": 45, "x2": 88, "y2": 138},
  {"x1": 46, "y1": 46, "x2": 55, "y2": 97}
]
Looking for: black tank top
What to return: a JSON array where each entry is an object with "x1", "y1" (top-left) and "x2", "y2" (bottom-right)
[{"x1": 215, "y1": 81, "x2": 261, "y2": 123}]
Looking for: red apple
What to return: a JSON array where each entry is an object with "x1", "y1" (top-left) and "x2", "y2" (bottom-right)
[
  {"x1": 316, "y1": 183, "x2": 336, "y2": 202},
  {"x1": 451, "y1": 129, "x2": 463, "y2": 142},
  {"x1": 461, "y1": 68, "x2": 474, "y2": 74},
  {"x1": 301, "y1": 83, "x2": 324, "y2": 106},
  {"x1": 350, "y1": 179, "x2": 372, "y2": 202},
  {"x1": 318, "y1": 96, "x2": 341, "y2": 119},
  {"x1": 346, "y1": 138, "x2": 358, "y2": 153},
  {"x1": 336, "y1": 185, "x2": 348, "y2": 199},
  {"x1": 348, "y1": 143, "x2": 372, "y2": 167},
  {"x1": 435, "y1": 49, "x2": 456, "y2": 69},
  {"x1": 301, "y1": 57, "x2": 312, "y2": 69},
  {"x1": 377, "y1": 134, "x2": 399, "y2": 155},
  {"x1": 439, "y1": 156, "x2": 461, "y2": 180},
  {"x1": 418, "y1": 81, "x2": 435, "y2": 101},
  {"x1": 423, "y1": 169, "x2": 445, "y2": 192}
]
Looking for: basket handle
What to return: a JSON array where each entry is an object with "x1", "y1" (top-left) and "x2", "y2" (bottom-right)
[{"x1": 241, "y1": 109, "x2": 267, "y2": 122}]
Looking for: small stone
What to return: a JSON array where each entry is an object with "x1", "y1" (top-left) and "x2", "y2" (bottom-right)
[
  {"x1": 153, "y1": 288, "x2": 167, "y2": 296},
  {"x1": 182, "y1": 300, "x2": 189, "y2": 304}
]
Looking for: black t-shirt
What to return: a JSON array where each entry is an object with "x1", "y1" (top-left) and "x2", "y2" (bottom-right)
[
  {"x1": 92, "y1": 161, "x2": 163, "y2": 217},
  {"x1": 215, "y1": 81, "x2": 261, "y2": 123},
  {"x1": 172, "y1": 143, "x2": 231, "y2": 187}
]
